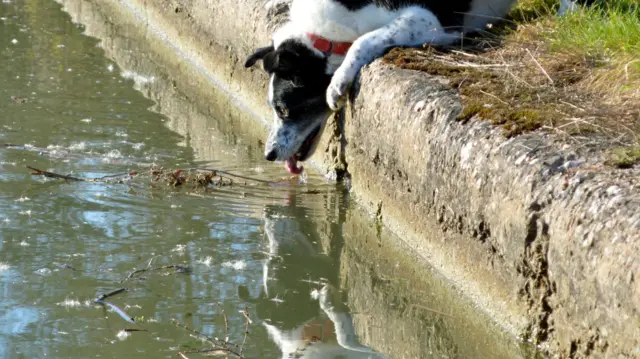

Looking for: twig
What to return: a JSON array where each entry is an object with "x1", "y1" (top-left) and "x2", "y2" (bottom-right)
[
  {"x1": 193, "y1": 168, "x2": 275, "y2": 185},
  {"x1": 171, "y1": 318, "x2": 243, "y2": 358},
  {"x1": 94, "y1": 288, "x2": 128, "y2": 302},
  {"x1": 215, "y1": 302, "x2": 229, "y2": 343},
  {"x1": 450, "y1": 49, "x2": 480, "y2": 58},
  {"x1": 478, "y1": 90, "x2": 509, "y2": 105},
  {"x1": 26, "y1": 166, "x2": 85, "y2": 181},
  {"x1": 560, "y1": 100, "x2": 585, "y2": 111},
  {"x1": 177, "y1": 352, "x2": 190, "y2": 359},
  {"x1": 121, "y1": 268, "x2": 148, "y2": 283},
  {"x1": 26, "y1": 166, "x2": 135, "y2": 182},
  {"x1": 172, "y1": 319, "x2": 221, "y2": 346},
  {"x1": 239, "y1": 307, "x2": 251, "y2": 355},
  {"x1": 239, "y1": 307, "x2": 253, "y2": 325},
  {"x1": 121, "y1": 264, "x2": 189, "y2": 283},
  {"x1": 94, "y1": 172, "x2": 135, "y2": 180},
  {"x1": 526, "y1": 48, "x2": 554, "y2": 85},
  {"x1": 433, "y1": 57, "x2": 512, "y2": 69}
]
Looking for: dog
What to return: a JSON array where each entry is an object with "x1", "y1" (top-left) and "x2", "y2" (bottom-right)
[
  {"x1": 237, "y1": 203, "x2": 387, "y2": 358},
  {"x1": 244, "y1": 0, "x2": 586, "y2": 174}
]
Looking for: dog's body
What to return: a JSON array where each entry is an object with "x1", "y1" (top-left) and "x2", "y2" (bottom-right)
[{"x1": 245, "y1": 0, "x2": 581, "y2": 174}]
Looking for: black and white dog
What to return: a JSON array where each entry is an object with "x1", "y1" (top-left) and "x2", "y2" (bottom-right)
[{"x1": 245, "y1": 0, "x2": 583, "y2": 174}]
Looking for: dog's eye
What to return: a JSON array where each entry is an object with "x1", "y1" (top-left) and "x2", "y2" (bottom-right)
[{"x1": 275, "y1": 104, "x2": 289, "y2": 118}]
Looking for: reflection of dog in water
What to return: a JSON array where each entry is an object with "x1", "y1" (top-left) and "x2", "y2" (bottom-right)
[
  {"x1": 238, "y1": 205, "x2": 386, "y2": 359},
  {"x1": 264, "y1": 285, "x2": 386, "y2": 359}
]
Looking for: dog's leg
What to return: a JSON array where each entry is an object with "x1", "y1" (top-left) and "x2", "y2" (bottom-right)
[
  {"x1": 326, "y1": 8, "x2": 460, "y2": 111},
  {"x1": 315, "y1": 284, "x2": 380, "y2": 354}
]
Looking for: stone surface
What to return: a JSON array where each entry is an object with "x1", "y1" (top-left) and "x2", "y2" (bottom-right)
[
  {"x1": 58, "y1": 0, "x2": 640, "y2": 357},
  {"x1": 346, "y1": 62, "x2": 640, "y2": 357}
]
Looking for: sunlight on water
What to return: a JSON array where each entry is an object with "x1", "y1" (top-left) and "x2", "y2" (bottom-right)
[{"x1": 0, "y1": 1, "x2": 542, "y2": 358}]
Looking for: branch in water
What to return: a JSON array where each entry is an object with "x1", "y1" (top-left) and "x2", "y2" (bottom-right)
[
  {"x1": 24, "y1": 165, "x2": 286, "y2": 187},
  {"x1": 121, "y1": 264, "x2": 190, "y2": 283},
  {"x1": 27, "y1": 166, "x2": 85, "y2": 181},
  {"x1": 94, "y1": 288, "x2": 128, "y2": 302}
]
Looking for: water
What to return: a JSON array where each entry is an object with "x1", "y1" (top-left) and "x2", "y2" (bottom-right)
[{"x1": 0, "y1": 1, "x2": 542, "y2": 358}]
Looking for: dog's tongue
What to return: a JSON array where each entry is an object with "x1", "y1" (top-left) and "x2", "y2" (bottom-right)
[{"x1": 285, "y1": 156, "x2": 303, "y2": 175}]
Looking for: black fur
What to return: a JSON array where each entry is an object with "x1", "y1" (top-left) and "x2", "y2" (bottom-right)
[
  {"x1": 264, "y1": 41, "x2": 331, "y2": 119},
  {"x1": 246, "y1": 40, "x2": 332, "y2": 161},
  {"x1": 244, "y1": 46, "x2": 274, "y2": 68},
  {"x1": 331, "y1": 0, "x2": 475, "y2": 28}
]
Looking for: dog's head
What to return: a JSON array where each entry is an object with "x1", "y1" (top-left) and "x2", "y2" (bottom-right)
[{"x1": 245, "y1": 40, "x2": 333, "y2": 174}]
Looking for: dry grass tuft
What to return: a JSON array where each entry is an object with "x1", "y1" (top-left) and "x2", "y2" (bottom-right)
[{"x1": 382, "y1": 0, "x2": 640, "y2": 154}]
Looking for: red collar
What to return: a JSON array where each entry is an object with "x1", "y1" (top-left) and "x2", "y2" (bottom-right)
[{"x1": 306, "y1": 33, "x2": 352, "y2": 56}]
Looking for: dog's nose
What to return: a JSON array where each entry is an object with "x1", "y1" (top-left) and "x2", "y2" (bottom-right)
[{"x1": 265, "y1": 149, "x2": 277, "y2": 162}]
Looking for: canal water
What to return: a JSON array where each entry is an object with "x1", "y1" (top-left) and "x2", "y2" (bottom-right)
[{"x1": 0, "y1": 1, "x2": 542, "y2": 358}]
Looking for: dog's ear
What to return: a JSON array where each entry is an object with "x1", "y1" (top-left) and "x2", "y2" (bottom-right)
[
  {"x1": 262, "y1": 48, "x2": 300, "y2": 74},
  {"x1": 244, "y1": 46, "x2": 275, "y2": 68}
]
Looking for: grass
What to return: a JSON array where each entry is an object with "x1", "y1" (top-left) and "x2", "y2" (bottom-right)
[
  {"x1": 382, "y1": 0, "x2": 640, "y2": 167},
  {"x1": 524, "y1": 0, "x2": 640, "y2": 98},
  {"x1": 547, "y1": 0, "x2": 640, "y2": 57}
]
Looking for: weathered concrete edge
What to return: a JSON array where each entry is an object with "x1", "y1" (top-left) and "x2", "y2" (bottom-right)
[{"x1": 92, "y1": 0, "x2": 640, "y2": 357}]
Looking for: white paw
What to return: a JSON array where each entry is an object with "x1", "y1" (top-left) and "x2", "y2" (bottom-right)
[{"x1": 326, "y1": 71, "x2": 352, "y2": 111}]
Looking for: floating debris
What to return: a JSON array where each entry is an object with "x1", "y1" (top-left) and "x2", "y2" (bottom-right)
[
  {"x1": 23, "y1": 165, "x2": 276, "y2": 187},
  {"x1": 10, "y1": 95, "x2": 25, "y2": 103}
]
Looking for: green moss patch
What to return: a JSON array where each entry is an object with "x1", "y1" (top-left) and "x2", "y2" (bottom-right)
[{"x1": 605, "y1": 147, "x2": 640, "y2": 168}]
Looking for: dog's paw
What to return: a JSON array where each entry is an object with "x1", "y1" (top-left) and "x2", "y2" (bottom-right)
[
  {"x1": 326, "y1": 84, "x2": 346, "y2": 111},
  {"x1": 326, "y1": 71, "x2": 351, "y2": 111}
]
